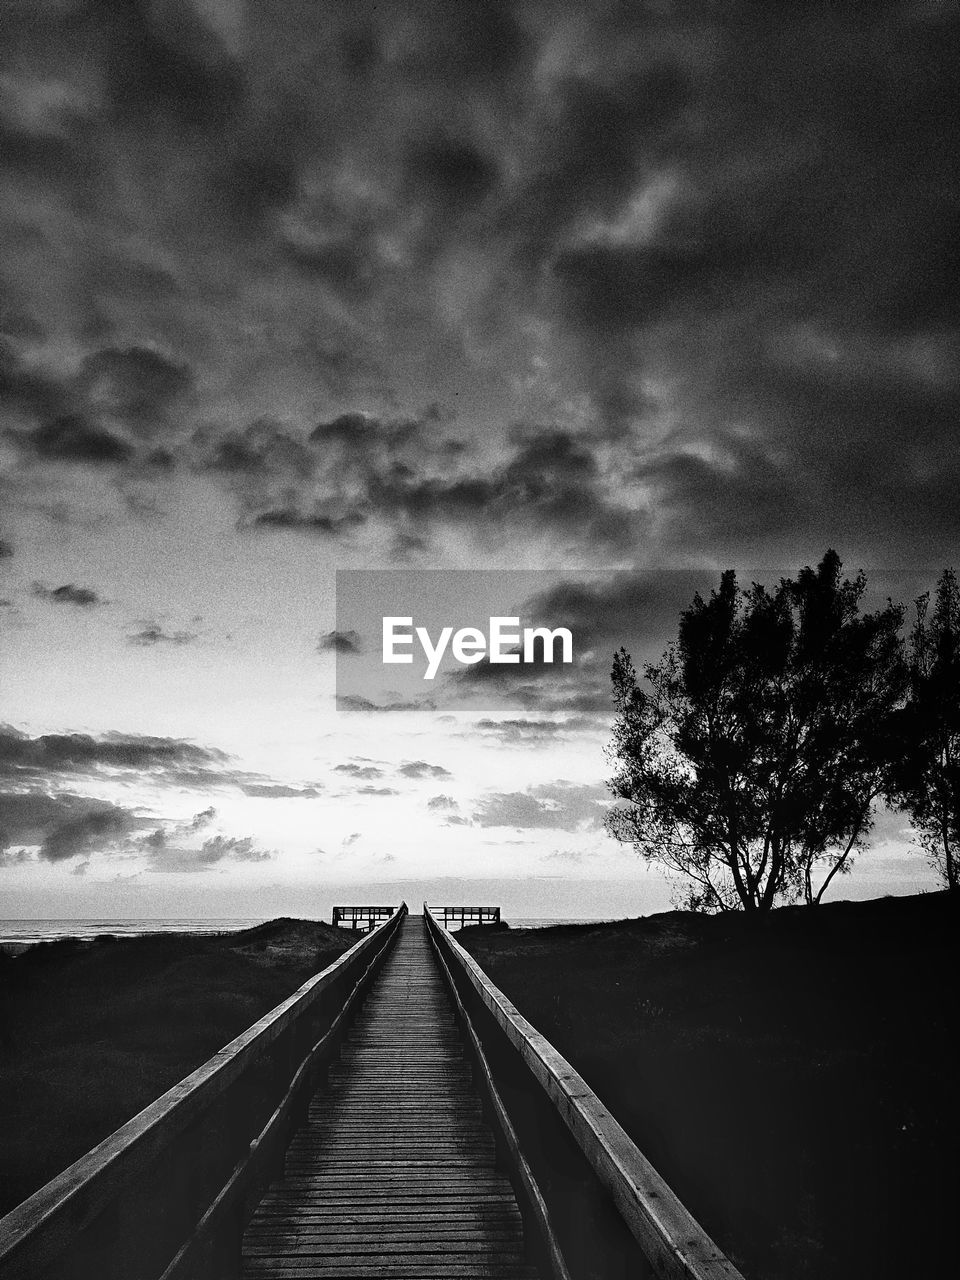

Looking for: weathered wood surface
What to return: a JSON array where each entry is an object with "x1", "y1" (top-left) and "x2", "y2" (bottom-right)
[{"x1": 242, "y1": 915, "x2": 539, "y2": 1280}]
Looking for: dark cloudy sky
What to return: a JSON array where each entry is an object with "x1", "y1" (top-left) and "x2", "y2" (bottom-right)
[{"x1": 1, "y1": 0, "x2": 956, "y2": 917}]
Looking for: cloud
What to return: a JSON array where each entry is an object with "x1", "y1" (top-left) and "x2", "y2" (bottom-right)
[
  {"x1": 0, "y1": 539, "x2": 13, "y2": 559},
  {"x1": 41, "y1": 805, "x2": 140, "y2": 862},
  {"x1": 192, "y1": 418, "x2": 315, "y2": 484},
  {"x1": 397, "y1": 760, "x2": 451, "y2": 779},
  {"x1": 0, "y1": 727, "x2": 228, "y2": 783},
  {"x1": 17, "y1": 415, "x2": 134, "y2": 465},
  {"x1": 0, "y1": 790, "x2": 151, "y2": 861},
  {"x1": 0, "y1": 846, "x2": 32, "y2": 867},
  {"x1": 1, "y1": 2, "x2": 958, "y2": 572},
  {"x1": 185, "y1": 806, "x2": 217, "y2": 831},
  {"x1": 127, "y1": 623, "x2": 198, "y2": 646},
  {"x1": 247, "y1": 508, "x2": 367, "y2": 537},
  {"x1": 80, "y1": 345, "x2": 193, "y2": 431},
  {"x1": 356, "y1": 425, "x2": 639, "y2": 557},
  {"x1": 405, "y1": 137, "x2": 499, "y2": 207},
  {"x1": 540, "y1": 848, "x2": 591, "y2": 865},
  {"x1": 472, "y1": 782, "x2": 608, "y2": 832},
  {"x1": 336, "y1": 694, "x2": 436, "y2": 713},
  {"x1": 334, "y1": 762, "x2": 384, "y2": 780},
  {"x1": 0, "y1": 727, "x2": 317, "y2": 801},
  {"x1": 427, "y1": 794, "x2": 458, "y2": 811},
  {"x1": 199, "y1": 834, "x2": 273, "y2": 863},
  {"x1": 32, "y1": 582, "x2": 103, "y2": 607},
  {"x1": 239, "y1": 783, "x2": 322, "y2": 798},
  {"x1": 472, "y1": 716, "x2": 606, "y2": 745},
  {"x1": 143, "y1": 831, "x2": 274, "y2": 874},
  {"x1": 355, "y1": 785, "x2": 398, "y2": 796},
  {"x1": 318, "y1": 628, "x2": 362, "y2": 654}
]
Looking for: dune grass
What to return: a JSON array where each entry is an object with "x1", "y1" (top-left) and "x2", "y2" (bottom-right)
[{"x1": 0, "y1": 918, "x2": 353, "y2": 1214}]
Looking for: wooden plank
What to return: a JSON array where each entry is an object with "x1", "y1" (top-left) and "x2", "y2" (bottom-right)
[{"x1": 241, "y1": 916, "x2": 540, "y2": 1280}]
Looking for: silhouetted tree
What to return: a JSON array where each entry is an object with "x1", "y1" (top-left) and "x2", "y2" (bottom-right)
[
  {"x1": 606, "y1": 551, "x2": 907, "y2": 911},
  {"x1": 889, "y1": 569, "x2": 960, "y2": 892}
]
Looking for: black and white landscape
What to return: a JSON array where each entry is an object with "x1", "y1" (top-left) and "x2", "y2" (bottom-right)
[{"x1": 1, "y1": 1, "x2": 957, "y2": 917}]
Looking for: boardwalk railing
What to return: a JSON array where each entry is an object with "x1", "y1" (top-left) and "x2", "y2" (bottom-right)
[
  {"x1": 431, "y1": 904, "x2": 502, "y2": 929},
  {"x1": 331, "y1": 905, "x2": 395, "y2": 931},
  {"x1": 0, "y1": 905, "x2": 407, "y2": 1280},
  {"x1": 424, "y1": 905, "x2": 745, "y2": 1280}
]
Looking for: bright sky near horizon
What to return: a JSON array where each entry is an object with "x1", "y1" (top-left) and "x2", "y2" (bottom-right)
[{"x1": 1, "y1": 0, "x2": 956, "y2": 917}]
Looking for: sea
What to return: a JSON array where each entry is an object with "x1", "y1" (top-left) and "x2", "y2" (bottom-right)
[{"x1": 0, "y1": 916, "x2": 611, "y2": 948}]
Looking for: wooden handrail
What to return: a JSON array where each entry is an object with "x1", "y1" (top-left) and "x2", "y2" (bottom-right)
[
  {"x1": 424, "y1": 905, "x2": 745, "y2": 1280},
  {"x1": 0, "y1": 905, "x2": 407, "y2": 1280},
  {"x1": 427, "y1": 903, "x2": 501, "y2": 928}
]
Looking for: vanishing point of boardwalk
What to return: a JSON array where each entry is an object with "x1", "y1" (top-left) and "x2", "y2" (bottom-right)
[{"x1": 242, "y1": 915, "x2": 540, "y2": 1279}]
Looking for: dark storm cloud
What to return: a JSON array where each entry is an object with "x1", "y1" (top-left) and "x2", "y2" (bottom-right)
[
  {"x1": 80, "y1": 345, "x2": 193, "y2": 430},
  {"x1": 507, "y1": 63, "x2": 691, "y2": 266},
  {"x1": 552, "y1": 240, "x2": 710, "y2": 334},
  {"x1": 356, "y1": 426, "x2": 637, "y2": 555},
  {"x1": 0, "y1": 539, "x2": 12, "y2": 558},
  {"x1": 2, "y1": 2, "x2": 958, "y2": 567},
  {"x1": 98, "y1": 0, "x2": 244, "y2": 130},
  {"x1": 318, "y1": 629, "x2": 362, "y2": 654},
  {"x1": 405, "y1": 137, "x2": 499, "y2": 208},
  {"x1": 400, "y1": 1, "x2": 533, "y2": 88},
  {"x1": 192, "y1": 419, "x2": 314, "y2": 480},
  {"x1": 19, "y1": 415, "x2": 134, "y2": 465},
  {"x1": 0, "y1": 341, "x2": 67, "y2": 424},
  {"x1": 32, "y1": 582, "x2": 103, "y2": 607}
]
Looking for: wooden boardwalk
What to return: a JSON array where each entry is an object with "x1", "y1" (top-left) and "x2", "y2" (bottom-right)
[{"x1": 241, "y1": 915, "x2": 541, "y2": 1280}]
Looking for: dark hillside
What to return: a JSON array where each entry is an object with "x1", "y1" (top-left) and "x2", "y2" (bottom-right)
[
  {"x1": 0, "y1": 918, "x2": 352, "y2": 1214},
  {"x1": 460, "y1": 893, "x2": 959, "y2": 1280}
]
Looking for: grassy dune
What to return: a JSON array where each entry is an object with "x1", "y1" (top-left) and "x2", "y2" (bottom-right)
[
  {"x1": 0, "y1": 918, "x2": 353, "y2": 1215},
  {"x1": 460, "y1": 892, "x2": 958, "y2": 1280}
]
